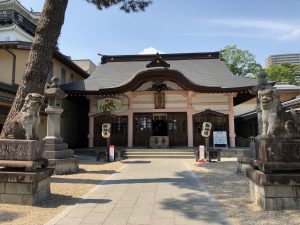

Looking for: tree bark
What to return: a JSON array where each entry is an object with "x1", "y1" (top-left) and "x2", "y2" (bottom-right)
[{"x1": 1, "y1": 0, "x2": 68, "y2": 137}]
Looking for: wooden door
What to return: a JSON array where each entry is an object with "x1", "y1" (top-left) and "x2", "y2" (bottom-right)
[
  {"x1": 193, "y1": 110, "x2": 229, "y2": 147},
  {"x1": 94, "y1": 114, "x2": 110, "y2": 147},
  {"x1": 133, "y1": 113, "x2": 152, "y2": 147},
  {"x1": 94, "y1": 114, "x2": 128, "y2": 147},
  {"x1": 111, "y1": 116, "x2": 128, "y2": 146},
  {"x1": 168, "y1": 112, "x2": 187, "y2": 146}
]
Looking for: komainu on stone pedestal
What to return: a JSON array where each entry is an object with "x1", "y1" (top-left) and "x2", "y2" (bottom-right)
[
  {"x1": 246, "y1": 83, "x2": 300, "y2": 210},
  {"x1": 0, "y1": 93, "x2": 53, "y2": 205}
]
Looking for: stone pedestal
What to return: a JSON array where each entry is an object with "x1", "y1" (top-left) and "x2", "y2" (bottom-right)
[
  {"x1": 0, "y1": 139, "x2": 45, "y2": 161},
  {"x1": 246, "y1": 169, "x2": 300, "y2": 210},
  {"x1": 253, "y1": 138, "x2": 300, "y2": 173},
  {"x1": 247, "y1": 138, "x2": 300, "y2": 210},
  {"x1": 0, "y1": 139, "x2": 53, "y2": 205},
  {"x1": 0, "y1": 139, "x2": 48, "y2": 171},
  {"x1": 43, "y1": 138, "x2": 79, "y2": 175},
  {"x1": 0, "y1": 168, "x2": 54, "y2": 205}
]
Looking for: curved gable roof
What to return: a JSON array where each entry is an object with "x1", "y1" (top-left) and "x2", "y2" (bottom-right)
[{"x1": 61, "y1": 52, "x2": 258, "y2": 94}]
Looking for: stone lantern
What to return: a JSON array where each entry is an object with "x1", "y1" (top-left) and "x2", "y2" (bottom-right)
[{"x1": 43, "y1": 77, "x2": 79, "y2": 174}]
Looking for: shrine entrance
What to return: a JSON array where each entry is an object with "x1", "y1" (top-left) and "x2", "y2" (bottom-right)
[
  {"x1": 93, "y1": 113, "x2": 128, "y2": 147},
  {"x1": 133, "y1": 112, "x2": 187, "y2": 147},
  {"x1": 193, "y1": 109, "x2": 229, "y2": 147},
  {"x1": 152, "y1": 113, "x2": 168, "y2": 136}
]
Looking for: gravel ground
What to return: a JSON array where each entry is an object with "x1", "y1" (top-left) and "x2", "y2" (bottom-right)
[
  {"x1": 189, "y1": 158, "x2": 300, "y2": 225},
  {"x1": 0, "y1": 156, "x2": 123, "y2": 225}
]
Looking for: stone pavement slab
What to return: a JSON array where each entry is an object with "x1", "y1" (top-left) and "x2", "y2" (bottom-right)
[{"x1": 45, "y1": 159, "x2": 231, "y2": 225}]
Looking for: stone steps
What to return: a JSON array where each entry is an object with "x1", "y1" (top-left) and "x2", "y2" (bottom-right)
[
  {"x1": 123, "y1": 148, "x2": 249, "y2": 159},
  {"x1": 73, "y1": 147, "x2": 249, "y2": 159},
  {"x1": 123, "y1": 148, "x2": 195, "y2": 159}
]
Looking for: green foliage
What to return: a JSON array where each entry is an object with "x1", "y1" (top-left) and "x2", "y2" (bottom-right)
[
  {"x1": 221, "y1": 45, "x2": 262, "y2": 78},
  {"x1": 86, "y1": 0, "x2": 152, "y2": 12},
  {"x1": 264, "y1": 63, "x2": 300, "y2": 85}
]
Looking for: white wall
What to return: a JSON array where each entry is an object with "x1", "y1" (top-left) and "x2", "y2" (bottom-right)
[
  {"x1": 0, "y1": 27, "x2": 33, "y2": 42},
  {"x1": 192, "y1": 93, "x2": 228, "y2": 112},
  {"x1": 91, "y1": 90, "x2": 229, "y2": 114}
]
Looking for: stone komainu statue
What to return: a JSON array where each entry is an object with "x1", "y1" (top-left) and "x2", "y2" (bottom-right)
[
  {"x1": 2, "y1": 93, "x2": 45, "y2": 140},
  {"x1": 258, "y1": 88, "x2": 282, "y2": 137},
  {"x1": 258, "y1": 88, "x2": 299, "y2": 138}
]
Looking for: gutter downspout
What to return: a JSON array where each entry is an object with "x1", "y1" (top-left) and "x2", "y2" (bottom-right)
[{"x1": 5, "y1": 49, "x2": 16, "y2": 85}]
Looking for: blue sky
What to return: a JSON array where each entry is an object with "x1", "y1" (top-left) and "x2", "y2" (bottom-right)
[{"x1": 20, "y1": 0, "x2": 300, "y2": 66}]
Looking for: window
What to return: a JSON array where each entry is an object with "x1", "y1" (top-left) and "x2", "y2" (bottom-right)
[
  {"x1": 61, "y1": 68, "x2": 66, "y2": 84},
  {"x1": 18, "y1": 14, "x2": 23, "y2": 22},
  {"x1": 70, "y1": 74, "x2": 74, "y2": 83},
  {"x1": 4, "y1": 36, "x2": 10, "y2": 41}
]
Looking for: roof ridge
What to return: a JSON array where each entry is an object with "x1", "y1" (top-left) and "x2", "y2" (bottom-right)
[{"x1": 101, "y1": 52, "x2": 220, "y2": 64}]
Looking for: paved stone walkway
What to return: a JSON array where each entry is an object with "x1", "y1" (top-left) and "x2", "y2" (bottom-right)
[{"x1": 46, "y1": 159, "x2": 231, "y2": 225}]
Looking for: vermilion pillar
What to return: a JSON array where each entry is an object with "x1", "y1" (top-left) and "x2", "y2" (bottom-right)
[
  {"x1": 187, "y1": 109, "x2": 194, "y2": 147},
  {"x1": 187, "y1": 91, "x2": 194, "y2": 147},
  {"x1": 128, "y1": 112, "x2": 133, "y2": 147},
  {"x1": 125, "y1": 92, "x2": 133, "y2": 148}
]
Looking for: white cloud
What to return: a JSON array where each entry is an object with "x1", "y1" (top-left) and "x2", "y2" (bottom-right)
[
  {"x1": 200, "y1": 19, "x2": 300, "y2": 41},
  {"x1": 139, "y1": 47, "x2": 165, "y2": 54},
  {"x1": 278, "y1": 29, "x2": 300, "y2": 41},
  {"x1": 207, "y1": 19, "x2": 292, "y2": 30}
]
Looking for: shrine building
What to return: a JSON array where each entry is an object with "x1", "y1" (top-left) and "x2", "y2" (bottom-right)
[{"x1": 61, "y1": 52, "x2": 257, "y2": 148}]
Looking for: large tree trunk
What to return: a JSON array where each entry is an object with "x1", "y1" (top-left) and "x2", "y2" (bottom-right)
[{"x1": 1, "y1": 0, "x2": 68, "y2": 137}]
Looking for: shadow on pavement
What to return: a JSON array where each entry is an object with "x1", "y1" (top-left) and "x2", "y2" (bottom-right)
[
  {"x1": 78, "y1": 169, "x2": 119, "y2": 174},
  {"x1": 0, "y1": 211, "x2": 24, "y2": 223},
  {"x1": 122, "y1": 160, "x2": 152, "y2": 164},
  {"x1": 38, "y1": 194, "x2": 112, "y2": 208}
]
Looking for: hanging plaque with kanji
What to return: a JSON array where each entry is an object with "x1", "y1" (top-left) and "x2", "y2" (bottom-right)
[{"x1": 155, "y1": 93, "x2": 165, "y2": 109}]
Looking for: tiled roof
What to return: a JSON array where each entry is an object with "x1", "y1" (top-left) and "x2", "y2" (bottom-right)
[
  {"x1": 274, "y1": 83, "x2": 300, "y2": 91},
  {"x1": 236, "y1": 95, "x2": 300, "y2": 120},
  {"x1": 61, "y1": 52, "x2": 258, "y2": 94}
]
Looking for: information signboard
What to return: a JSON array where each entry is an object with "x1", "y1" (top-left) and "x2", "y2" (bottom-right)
[{"x1": 213, "y1": 131, "x2": 228, "y2": 148}]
